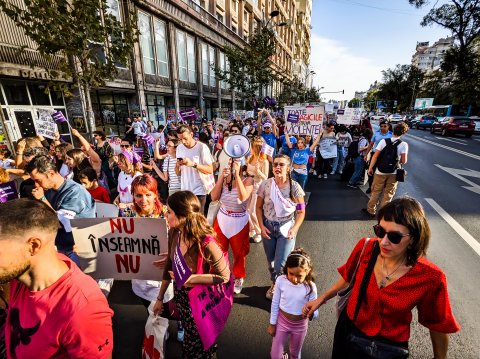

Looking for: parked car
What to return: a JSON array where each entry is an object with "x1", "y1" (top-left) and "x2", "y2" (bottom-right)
[
  {"x1": 388, "y1": 113, "x2": 403, "y2": 123},
  {"x1": 471, "y1": 116, "x2": 480, "y2": 134},
  {"x1": 415, "y1": 115, "x2": 437, "y2": 130},
  {"x1": 409, "y1": 115, "x2": 422, "y2": 128},
  {"x1": 430, "y1": 116, "x2": 475, "y2": 137},
  {"x1": 371, "y1": 113, "x2": 387, "y2": 121}
]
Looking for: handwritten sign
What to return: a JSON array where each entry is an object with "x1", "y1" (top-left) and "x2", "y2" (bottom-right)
[
  {"x1": 0, "y1": 181, "x2": 18, "y2": 203},
  {"x1": 285, "y1": 105, "x2": 325, "y2": 135},
  {"x1": 35, "y1": 109, "x2": 57, "y2": 139},
  {"x1": 337, "y1": 107, "x2": 362, "y2": 125},
  {"x1": 71, "y1": 217, "x2": 168, "y2": 280},
  {"x1": 319, "y1": 137, "x2": 337, "y2": 159},
  {"x1": 215, "y1": 117, "x2": 229, "y2": 128}
]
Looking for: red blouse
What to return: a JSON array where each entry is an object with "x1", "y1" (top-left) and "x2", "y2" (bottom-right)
[{"x1": 338, "y1": 238, "x2": 460, "y2": 343}]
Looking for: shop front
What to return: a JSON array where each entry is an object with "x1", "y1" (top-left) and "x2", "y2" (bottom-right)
[{"x1": 91, "y1": 91, "x2": 136, "y2": 138}]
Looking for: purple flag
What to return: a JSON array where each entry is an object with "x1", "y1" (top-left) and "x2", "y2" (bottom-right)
[
  {"x1": 52, "y1": 111, "x2": 67, "y2": 124},
  {"x1": 142, "y1": 133, "x2": 155, "y2": 146},
  {"x1": 287, "y1": 113, "x2": 299, "y2": 123},
  {"x1": 0, "y1": 181, "x2": 18, "y2": 203}
]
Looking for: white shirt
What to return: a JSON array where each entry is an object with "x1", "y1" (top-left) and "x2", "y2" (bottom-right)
[
  {"x1": 0, "y1": 159, "x2": 14, "y2": 169},
  {"x1": 176, "y1": 141, "x2": 213, "y2": 195},
  {"x1": 132, "y1": 122, "x2": 143, "y2": 135},
  {"x1": 374, "y1": 136, "x2": 408, "y2": 175},
  {"x1": 117, "y1": 171, "x2": 142, "y2": 203},
  {"x1": 270, "y1": 275, "x2": 318, "y2": 325}
]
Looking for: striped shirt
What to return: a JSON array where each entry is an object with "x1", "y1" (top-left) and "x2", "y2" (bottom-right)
[
  {"x1": 220, "y1": 182, "x2": 248, "y2": 212},
  {"x1": 162, "y1": 155, "x2": 181, "y2": 190}
]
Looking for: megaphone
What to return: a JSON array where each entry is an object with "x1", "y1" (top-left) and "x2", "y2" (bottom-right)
[
  {"x1": 223, "y1": 134, "x2": 251, "y2": 159},
  {"x1": 222, "y1": 134, "x2": 251, "y2": 191}
]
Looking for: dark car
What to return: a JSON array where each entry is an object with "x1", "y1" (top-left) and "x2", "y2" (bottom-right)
[
  {"x1": 415, "y1": 115, "x2": 436, "y2": 130},
  {"x1": 431, "y1": 116, "x2": 475, "y2": 137}
]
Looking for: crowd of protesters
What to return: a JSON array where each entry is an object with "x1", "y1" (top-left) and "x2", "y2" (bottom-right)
[{"x1": 0, "y1": 111, "x2": 459, "y2": 359}]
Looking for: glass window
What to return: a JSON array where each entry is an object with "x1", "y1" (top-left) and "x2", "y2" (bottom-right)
[
  {"x1": 154, "y1": 19, "x2": 169, "y2": 78},
  {"x1": 176, "y1": 30, "x2": 188, "y2": 81},
  {"x1": 202, "y1": 43, "x2": 209, "y2": 86},
  {"x1": 28, "y1": 83, "x2": 51, "y2": 105},
  {"x1": 209, "y1": 47, "x2": 215, "y2": 87},
  {"x1": 2, "y1": 81, "x2": 30, "y2": 105},
  {"x1": 51, "y1": 91, "x2": 64, "y2": 106},
  {"x1": 99, "y1": 94, "x2": 114, "y2": 104},
  {"x1": 0, "y1": 86, "x2": 5, "y2": 105},
  {"x1": 139, "y1": 12, "x2": 155, "y2": 75},
  {"x1": 219, "y1": 51, "x2": 226, "y2": 89},
  {"x1": 114, "y1": 94, "x2": 127, "y2": 105},
  {"x1": 187, "y1": 35, "x2": 196, "y2": 83}
]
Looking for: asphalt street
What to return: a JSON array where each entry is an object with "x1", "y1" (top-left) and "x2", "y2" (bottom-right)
[{"x1": 109, "y1": 127, "x2": 480, "y2": 358}]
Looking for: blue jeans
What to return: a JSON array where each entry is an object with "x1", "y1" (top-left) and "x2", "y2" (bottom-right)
[
  {"x1": 349, "y1": 156, "x2": 365, "y2": 185},
  {"x1": 291, "y1": 170, "x2": 308, "y2": 189},
  {"x1": 331, "y1": 147, "x2": 345, "y2": 173},
  {"x1": 262, "y1": 218, "x2": 296, "y2": 283}
]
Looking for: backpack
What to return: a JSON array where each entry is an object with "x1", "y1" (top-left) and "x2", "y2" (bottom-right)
[
  {"x1": 376, "y1": 138, "x2": 402, "y2": 173},
  {"x1": 347, "y1": 137, "x2": 364, "y2": 159}
]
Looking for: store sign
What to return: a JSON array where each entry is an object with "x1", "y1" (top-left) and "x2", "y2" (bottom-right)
[{"x1": 19, "y1": 69, "x2": 51, "y2": 80}]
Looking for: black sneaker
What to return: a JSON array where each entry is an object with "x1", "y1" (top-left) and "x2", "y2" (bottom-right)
[{"x1": 361, "y1": 208, "x2": 376, "y2": 218}]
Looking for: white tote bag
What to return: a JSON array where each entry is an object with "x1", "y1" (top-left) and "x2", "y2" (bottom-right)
[{"x1": 142, "y1": 301, "x2": 169, "y2": 359}]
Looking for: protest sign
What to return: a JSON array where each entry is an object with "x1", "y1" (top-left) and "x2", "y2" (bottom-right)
[
  {"x1": 261, "y1": 142, "x2": 274, "y2": 157},
  {"x1": 72, "y1": 217, "x2": 168, "y2": 280},
  {"x1": 232, "y1": 110, "x2": 246, "y2": 120},
  {"x1": 0, "y1": 181, "x2": 18, "y2": 203},
  {"x1": 214, "y1": 108, "x2": 230, "y2": 120},
  {"x1": 336, "y1": 107, "x2": 362, "y2": 125},
  {"x1": 179, "y1": 108, "x2": 197, "y2": 122},
  {"x1": 215, "y1": 117, "x2": 229, "y2": 128},
  {"x1": 246, "y1": 111, "x2": 254, "y2": 119},
  {"x1": 35, "y1": 109, "x2": 57, "y2": 139},
  {"x1": 319, "y1": 137, "x2": 337, "y2": 159},
  {"x1": 284, "y1": 105, "x2": 325, "y2": 135}
]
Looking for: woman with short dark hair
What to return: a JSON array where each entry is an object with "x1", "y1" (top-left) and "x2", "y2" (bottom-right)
[{"x1": 304, "y1": 197, "x2": 460, "y2": 359}]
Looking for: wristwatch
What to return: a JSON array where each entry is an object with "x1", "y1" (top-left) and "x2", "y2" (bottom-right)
[{"x1": 193, "y1": 163, "x2": 198, "y2": 169}]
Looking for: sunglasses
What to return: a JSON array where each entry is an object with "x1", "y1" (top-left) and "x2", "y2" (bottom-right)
[
  {"x1": 231, "y1": 130, "x2": 240, "y2": 134},
  {"x1": 273, "y1": 162, "x2": 287, "y2": 167},
  {"x1": 373, "y1": 224, "x2": 410, "y2": 244},
  {"x1": 120, "y1": 144, "x2": 130, "y2": 148}
]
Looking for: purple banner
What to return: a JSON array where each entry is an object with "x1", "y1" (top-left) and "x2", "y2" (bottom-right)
[
  {"x1": 173, "y1": 241, "x2": 192, "y2": 289},
  {"x1": 142, "y1": 133, "x2": 155, "y2": 146},
  {"x1": 0, "y1": 181, "x2": 18, "y2": 203},
  {"x1": 287, "y1": 113, "x2": 299, "y2": 123},
  {"x1": 52, "y1": 111, "x2": 67, "y2": 124},
  {"x1": 179, "y1": 108, "x2": 197, "y2": 122},
  {"x1": 336, "y1": 109, "x2": 345, "y2": 115}
]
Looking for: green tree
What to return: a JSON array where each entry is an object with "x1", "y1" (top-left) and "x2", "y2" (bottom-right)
[
  {"x1": 408, "y1": 0, "x2": 480, "y2": 106},
  {"x1": 215, "y1": 26, "x2": 279, "y2": 101},
  {"x1": 0, "y1": 0, "x2": 138, "y2": 134},
  {"x1": 417, "y1": 70, "x2": 453, "y2": 104},
  {"x1": 348, "y1": 98, "x2": 361, "y2": 108}
]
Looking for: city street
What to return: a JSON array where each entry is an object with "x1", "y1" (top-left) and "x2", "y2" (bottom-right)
[{"x1": 109, "y1": 127, "x2": 480, "y2": 359}]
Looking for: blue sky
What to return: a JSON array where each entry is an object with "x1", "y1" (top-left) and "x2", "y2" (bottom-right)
[{"x1": 309, "y1": 0, "x2": 451, "y2": 101}]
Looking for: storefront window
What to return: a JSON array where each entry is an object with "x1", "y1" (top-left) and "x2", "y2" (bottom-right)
[
  {"x1": 202, "y1": 43, "x2": 209, "y2": 86},
  {"x1": 2, "y1": 81, "x2": 29, "y2": 105},
  {"x1": 51, "y1": 91, "x2": 65, "y2": 106},
  {"x1": 28, "y1": 84, "x2": 51, "y2": 105},
  {"x1": 146, "y1": 94, "x2": 166, "y2": 126}
]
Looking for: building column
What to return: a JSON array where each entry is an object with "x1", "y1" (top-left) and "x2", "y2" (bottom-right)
[
  {"x1": 168, "y1": 22, "x2": 180, "y2": 115},
  {"x1": 216, "y1": 48, "x2": 222, "y2": 110},
  {"x1": 197, "y1": 39, "x2": 205, "y2": 116}
]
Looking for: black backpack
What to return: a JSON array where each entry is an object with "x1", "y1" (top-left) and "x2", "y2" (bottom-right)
[
  {"x1": 376, "y1": 138, "x2": 402, "y2": 173},
  {"x1": 347, "y1": 137, "x2": 364, "y2": 159}
]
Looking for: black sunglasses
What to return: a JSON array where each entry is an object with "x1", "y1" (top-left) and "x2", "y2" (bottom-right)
[
  {"x1": 120, "y1": 144, "x2": 130, "y2": 148},
  {"x1": 373, "y1": 224, "x2": 410, "y2": 244}
]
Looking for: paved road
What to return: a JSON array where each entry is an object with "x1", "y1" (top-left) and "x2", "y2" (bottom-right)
[{"x1": 109, "y1": 127, "x2": 480, "y2": 358}]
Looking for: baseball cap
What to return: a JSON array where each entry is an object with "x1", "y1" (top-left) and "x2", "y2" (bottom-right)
[{"x1": 263, "y1": 123, "x2": 272, "y2": 129}]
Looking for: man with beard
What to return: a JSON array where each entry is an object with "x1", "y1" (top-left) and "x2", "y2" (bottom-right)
[{"x1": 0, "y1": 199, "x2": 113, "y2": 358}]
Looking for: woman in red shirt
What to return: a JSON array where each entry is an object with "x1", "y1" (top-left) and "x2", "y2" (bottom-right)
[{"x1": 303, "y1": 197, "x2": 460, "y2": 358}]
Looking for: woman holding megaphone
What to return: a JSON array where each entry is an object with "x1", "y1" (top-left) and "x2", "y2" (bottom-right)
[{"x1": 210, "y1": 158, "x2": 254, "y2": 294}]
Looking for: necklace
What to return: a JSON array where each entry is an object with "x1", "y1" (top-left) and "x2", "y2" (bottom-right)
[{"x1": 379, "y1": 255, "x2": 406, "y2": 288}]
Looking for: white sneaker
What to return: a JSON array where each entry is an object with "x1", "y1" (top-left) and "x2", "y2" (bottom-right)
[
  {"x1": 266, "y1": 284, "x2": 275, "y2": 300},
  {"x1": 234, "y1": 278, "x2": 244, "y2": 294},
  {"x1": 339, "y1": 170, "x2": 343, "y2": 174},
  {"x1": 330, "y1": 171, "x2": 335, "y2": 175},
  {"x1": 313, "y1": 170, "x2": 317, "y2": 176},
  {"x1": 249, "y1": 230, "x2": 256, "y2": 238},
  {"x1": 323, "y1": 174, "x2": 328, "y2": 179},
  {"x1": 253, "y1": 234, "x2": 262, "y2": 243}
]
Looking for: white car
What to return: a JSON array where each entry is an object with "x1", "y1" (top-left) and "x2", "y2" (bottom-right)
[
  {"x1": 388, "y1": 113, "x2": 403, "y2": 123},
  {"x1": 471, "y1": 116, "x2": 480, "y2": 133},
  {"x1": 371, "y1": 113, "x2": 387, "y2": 121}
]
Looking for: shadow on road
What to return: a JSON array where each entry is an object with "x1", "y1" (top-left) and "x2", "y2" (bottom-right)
[{"x1": 233, "y1": 285, "x2": 272, "y2": 312}]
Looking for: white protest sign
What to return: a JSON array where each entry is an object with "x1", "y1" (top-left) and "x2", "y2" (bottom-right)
[
  {"x1": 261, "y1": 142, "x2": 274, "y2": 157},
  {"x1": 35, "y1": 109, "x2": 57, "y2": 139},
  {"x1": 337, "y1": 107, "x2": 362, "y2": 125},
  {"x1": 215, "y1": 117, "x2": 229, "y2": 128},
  {"x1": 71, "y1": 217, "x2": 168, "y2": 280},
  {"x1": 284, "y1": 105, "x2": 325, "y2": 136},
  {"x1": 319, "y1": 137, "x2": 337, "y2": 159}
]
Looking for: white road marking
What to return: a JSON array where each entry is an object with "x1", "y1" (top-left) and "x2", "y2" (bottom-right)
[
  {"x1": 406, "y1": 133, "x2": 480, "y2": 160},
  {"x1": 434, "y1": 136, "x2": 468, "y2": 145},
  {"x1": 425, "y1": 198, "x2": 480, "y2": 257},
  {"x1": 435, "y1": 165, "x2": 480, "y2": 195}
]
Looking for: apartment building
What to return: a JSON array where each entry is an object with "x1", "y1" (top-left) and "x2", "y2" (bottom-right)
[
  {"x1": 0, "y1": 0, "x2": 297, "y2": 148},
  {"x1": 411, "y1": 37, "x2": 454, "y2": 73},
  {"x1": 293, "y1": 0, "x2": 313, "y2": 88}
]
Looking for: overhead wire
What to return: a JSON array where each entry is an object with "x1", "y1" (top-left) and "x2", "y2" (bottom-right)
[{"x1": 326, "y1": 0, "x2": 422, "y2": 16}]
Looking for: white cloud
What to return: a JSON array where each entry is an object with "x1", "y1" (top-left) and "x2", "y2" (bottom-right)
[{"x1": 309, "y1": 34, "x2": 383, "y2": 101}]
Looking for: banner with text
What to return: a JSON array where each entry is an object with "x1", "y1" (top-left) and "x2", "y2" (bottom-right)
[
  {"x1": 319, "y1": 137, "x2": 337, "y2": 159},
  {"x1": 336, "y1": 107, "x2": 362, "y2": 125},
  {"x1": 35, "y1": 109, "x2": 58, "y2": 139},
  {"x1": 72, "y1": 217, "x2": 168, "y2": 280},
  {"x1": 284, "y1": 105, "x2": 325, "y2": 135}
]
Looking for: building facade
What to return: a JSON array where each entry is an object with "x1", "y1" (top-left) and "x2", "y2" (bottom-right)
[
  {"x1": 292, "y1": 0, "x2": 312, "y2": 88},
  {"x1": 411, "y1": 37, "x2": 454, "y2": 73},
  {"x1": 0, "y1": 0, "x2": 298, "y2": 149}
]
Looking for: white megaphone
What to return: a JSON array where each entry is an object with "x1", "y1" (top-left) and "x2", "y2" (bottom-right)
[{"x1": 222, "y1": 134, "x2": 251, "y2": 190}]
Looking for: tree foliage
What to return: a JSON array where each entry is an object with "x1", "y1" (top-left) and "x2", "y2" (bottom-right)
[
  {"x1": 215, "y1": 26, "x2": 279, "y2": 100},
  {"x1": 408, "y1": 0, "x2": 480, "y2": 106}
]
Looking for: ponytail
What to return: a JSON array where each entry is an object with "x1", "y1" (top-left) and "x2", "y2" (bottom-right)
[{"x1": 287, "y1": 171, "x2": 294, "y2": 201}]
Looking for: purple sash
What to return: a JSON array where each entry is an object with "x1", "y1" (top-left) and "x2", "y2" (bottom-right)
[{"x1": 173, "y1": 234, "x2": 192, "y2": 289}]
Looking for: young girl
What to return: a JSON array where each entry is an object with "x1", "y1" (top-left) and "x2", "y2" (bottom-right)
[{"x1": 268, "y1": 248, "x2": 318, "y2": 359}]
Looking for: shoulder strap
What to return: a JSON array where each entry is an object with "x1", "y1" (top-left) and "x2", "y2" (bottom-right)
[
  {"x1": 349, "y1": 238, "x2": 370, "y2": 285},
  {"x1": 385, "y1": 138, "x2": 392, "y2": 145},
  {"x1": 354, "y1": 240, "x2": 380, "y2": 321}
]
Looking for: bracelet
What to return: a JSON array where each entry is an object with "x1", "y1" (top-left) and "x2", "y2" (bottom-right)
[{"x1": 40, "y1": 196, "x2": 47, "y2": 201}]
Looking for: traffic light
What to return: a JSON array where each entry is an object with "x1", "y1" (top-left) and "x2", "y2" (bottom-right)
[{"x1": 342, "y1": 90, "x2": 344, "y2": 94}]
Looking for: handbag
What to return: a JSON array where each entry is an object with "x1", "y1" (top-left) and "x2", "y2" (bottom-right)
[
  {"x1": 335, "y1": 238, "x2": 370, "y2": 318},
  {"x1": 188, "y1": 236, "x2": 234, "y2": 350},
  {"x1": 206, "y1": 200, "x2": 221, "y2": 225},
  {"x1": 142, "y1": 301, "x2": 169, "y2": 359},
  {"x1": 396, "y1": 166, "x2": 406, "y2": 182}
]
